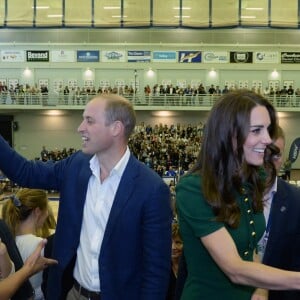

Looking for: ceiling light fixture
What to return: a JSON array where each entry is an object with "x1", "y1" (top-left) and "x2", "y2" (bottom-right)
[
  {"x1": 47, "y1": 14, "x2": 63, "y2": 18},
  {"x1": 245, "y1": 7, "x2": 263, "y2": 10},
  {"x1": 104, "y1": 6, "x2": 120, "y2": 9},
  {"x1": 34, "y1": 6, "x2": 49, "y2": 9},
  {"x1": 173, "y1": 7, "x2": 191, "y2": 10}
]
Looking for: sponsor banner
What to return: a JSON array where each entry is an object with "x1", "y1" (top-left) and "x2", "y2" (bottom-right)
[
  {"x1": 102, "y1": 50, "x2": 126, "y2": 62},
  {"x1": 254, "y1": 52, "x2": 279, "y2": 63},
  {"x1": 281, "y1": 52, "x2": 300, "y2": 63},
  {"x1": 77, "y1": 50, "x2": 99, "y2": 62},
  {"x1": 230, "y1": 52, "x2": 253, "y2": 63},
  {"x1": 51, "y1": 50, "x2": 76, "y2": 62},
  {"x1": 127, "y1": 50, "x2": 151, "y2": 62},
  {"x1": 152, "y1": 51, "x2": 177, "y2": 62},
  {"x1": 26, "y1": 50, "x2": 49, "y2": 62},
  {"x1": 1, "y1": 50, "x2": 25, "y2": 62},
  {"x1": 178, "y1": 51, "x2": 201, "y2": 63},
  {"x1": 202, "y1": 51, "x2": 229, "y2": 63}
]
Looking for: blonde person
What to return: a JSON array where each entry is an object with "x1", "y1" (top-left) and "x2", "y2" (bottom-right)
[
  {"x1": 2, "y1": 188, "x2": 50, "y2": 300},
  {"x1": 36, "y1": 205, "x2": 56, "y2": 239}
]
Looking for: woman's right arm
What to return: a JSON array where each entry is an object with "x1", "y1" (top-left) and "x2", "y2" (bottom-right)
[
  {"x1": 201, "y1": 227, "x2": 300, "y2": 290},
  {"x1": 0, "y1": 239, "x2": 57, "y2": 300}
]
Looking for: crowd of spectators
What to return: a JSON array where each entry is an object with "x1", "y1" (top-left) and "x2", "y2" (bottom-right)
[
  {"x1": 1, "y1": 81, "x2": 300, "y2": 107},
  {"x1": 39, "y1": 146, "x2": 77, "y2": 162},
  {"x1": 37, "y1": 122, "x2": 205, "y2": 179}
]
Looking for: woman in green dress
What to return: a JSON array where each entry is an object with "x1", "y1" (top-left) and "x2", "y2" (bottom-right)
[{"x1": 176, "y1": 90, "x2": 300, "y2": 300}]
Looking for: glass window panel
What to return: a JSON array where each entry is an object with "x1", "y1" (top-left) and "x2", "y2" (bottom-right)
[
  {"x1": 181, "y1": 0, "x2": 209, "y2": 27},
  {"x1": 241, "y1": 0, "x2": 268, "y2": 26},
  {"x1": 0, "y1": 0, "x2": 4, "y2": 26},
  {"x1": 153, "y1": 0, "x2": 180, "y2": 26},
  {"x1": 123, "y1": 0, "x2": 150, "y2": 27},
  {"x1": 6, "y1": 0, "x2": 34, "y2": 26},
  {"x1": 212, "y1": 0, "x2": 239, "y2": 27},
  {"x1": 271, "y1": 0, "x2": 298, "y2": 28},
  {"x1": 36, "y1": 0, "x2": 63, "y2": 27},
  {"x1": 65, "y1": 0, "x2": 92, "y2": 26},
  {"x1": 94, "y1": 0, "x2": 121, "y2": 27}
]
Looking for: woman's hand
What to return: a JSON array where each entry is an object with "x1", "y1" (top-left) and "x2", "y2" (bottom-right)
[{"x1": 23, "y1": 239, "x2": 57, "y2": 277}]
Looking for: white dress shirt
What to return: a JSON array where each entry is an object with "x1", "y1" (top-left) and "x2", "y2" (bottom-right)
[{"x1": 73, "y1": 147, "x2": 130, "y2": 292}]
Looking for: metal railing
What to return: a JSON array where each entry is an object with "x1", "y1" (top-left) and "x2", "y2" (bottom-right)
[{"x1": 0, "y1": 92, "x2": 300, "y2": 110}]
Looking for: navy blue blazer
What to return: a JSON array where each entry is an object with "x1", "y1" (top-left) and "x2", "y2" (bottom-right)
[
  {"x1": 0, "y1": 136, "x2": 172, "y2": 300},
  {"x1": 263, "y1": 178, "x2": 300, "y2": 300}
]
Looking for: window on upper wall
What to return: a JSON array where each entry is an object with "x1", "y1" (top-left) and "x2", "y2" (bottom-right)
[
  {"x1": 181, "y1": 0, "x2": 209, "y2": 27},
  {"x1": 212, "y1": 0, "x2": 239, "y2": 27},
  {"x1": 65, "y1": 0, "x2": 92, "y2": 26},
  {"x1": 94, "y1": 0, "x2": 121, "y2": 27},
  {"x1": 0, "y1": 0, "x2": 4, "y2": 26},
  {"x1": 123, "y1": 0, "x2": 150, "y2": 27},
  {"x1": 6, "y1": 0, "x2": 34, "y2": 27},
  {"x1": 271, "y1": 0, "x2": 298, "y2": 28},
  {"x1": 152, "y1": 0, "x2": 180, "y2": 26},
  {"x1": 36, "y1": 0, "x2": 63, "y2": 27},
  {"x1": 241, "y1": 0, "x2": 269, "y2": 27}
]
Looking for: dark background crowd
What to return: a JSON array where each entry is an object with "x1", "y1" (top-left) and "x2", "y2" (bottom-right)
[{"x1": 38, "y1": 122, "x2": 205, "y2": 177}]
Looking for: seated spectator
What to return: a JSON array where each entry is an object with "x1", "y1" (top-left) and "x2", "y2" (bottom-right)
[
  {"x1": 165, "y1": 166, "x2": 177, "y2": 177},
  {"x1": 2, "y1": 188, "x2": 51, "y2": 300}
]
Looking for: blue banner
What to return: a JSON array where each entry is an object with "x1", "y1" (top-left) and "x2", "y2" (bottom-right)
[
  {"x1": 77, "y1": 50, "x2": 99, "y2": 62},
  {"x1": 152, "y1": 51, "x2": 177, "y2": 62},
  {"x1": 178, "y1": 51, "x2": 201, "y2": 63}
]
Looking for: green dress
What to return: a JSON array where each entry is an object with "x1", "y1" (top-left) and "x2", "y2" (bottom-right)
[{"x1": 176, "y1": 174, "x2": 265, "y2": 300}]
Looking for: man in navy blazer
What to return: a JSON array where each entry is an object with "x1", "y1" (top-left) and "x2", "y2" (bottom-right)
[
  {"x1": 261, "y1": 127, "x2": 300, "y2": 300},
  {"x1": 0, "y1": 94, "x2": 172, "y2": 299}
]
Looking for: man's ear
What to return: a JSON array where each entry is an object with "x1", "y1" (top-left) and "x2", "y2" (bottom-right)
[{"x1": 111, "y1": 120, "x2": 124, "y2": 137}]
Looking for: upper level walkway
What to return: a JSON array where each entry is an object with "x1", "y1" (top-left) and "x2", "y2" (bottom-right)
[{"x1": 0, "y1": 92, "x2": 299, "y2": 112}]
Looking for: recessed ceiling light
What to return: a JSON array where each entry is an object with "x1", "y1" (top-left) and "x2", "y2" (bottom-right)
[{"x1": 104, "y1": 6, "x2": 120, "y2": 9}]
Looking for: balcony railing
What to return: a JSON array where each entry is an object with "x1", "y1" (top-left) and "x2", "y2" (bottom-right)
[{"x1": 0, "y1": 92, "x2": 300, "y2": 111}]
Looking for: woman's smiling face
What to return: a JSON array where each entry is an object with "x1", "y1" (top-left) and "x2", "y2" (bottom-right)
[{"x1": 243, "y1": 105, "x2": 272, "y2": 166}]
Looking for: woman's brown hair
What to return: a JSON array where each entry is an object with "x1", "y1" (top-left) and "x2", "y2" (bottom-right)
[{"x1": 190, "y1": 89, "x2": 278, "y2": 228}]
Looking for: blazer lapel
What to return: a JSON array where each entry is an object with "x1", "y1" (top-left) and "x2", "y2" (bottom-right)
[{"x1": 101, "y1": 155, "x2": 138, "y2": 245}]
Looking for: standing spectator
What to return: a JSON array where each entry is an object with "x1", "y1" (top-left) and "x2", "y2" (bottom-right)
[
  {"x1": 222, "y1": 85, "x2": 229, "y2": 94},
  {"x1": 40, "y1": 85, "x2": 48, "y2": 106},
  {"x1": 40, "y1": 146, "x2": 49, "y2": 162},
  {"x1": 287, "y1": 85, "x2": 294, "y2": 106},
  {"x1": 295, "y1": 87, "x2": 300, "y2": 107},
  {"x1": 0, "y1": 93, "x2": 172, "y2": 300},
  {"x1": 0, "y1": 232, "x2": 56, "y2": 300},
  {"x1": 0, "y1": 218, "x2": 34, "y2": 299},
  {"x1": 2, "y1": 189, "x2": 50, "y2": 300},
  {"x1": 63, "y1": 86, "x2": 70, "y2": 105}
]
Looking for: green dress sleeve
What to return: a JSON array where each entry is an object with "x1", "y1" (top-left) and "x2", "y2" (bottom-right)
[{"x1": 176, "y1": 173, "x2": 224, "y2": 237}]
